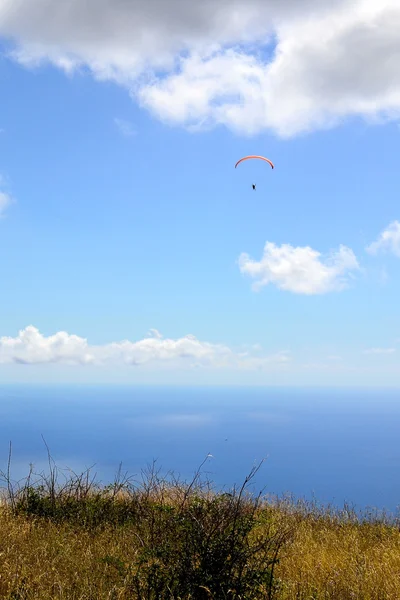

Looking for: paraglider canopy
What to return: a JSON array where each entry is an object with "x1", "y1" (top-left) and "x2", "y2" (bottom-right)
[{"x1": 235, "y1": 155, "x2": 274, "y2": 169}]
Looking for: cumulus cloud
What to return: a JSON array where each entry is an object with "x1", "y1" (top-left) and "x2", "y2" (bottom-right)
[
  {"x1": 1, "y1": 0, "x2": 400, "y2": 136},
  {"x1": 0, "y1": 326, "x2": 95, "y2": 365},
  {"x1": 0, "y1": 325, "x2": 289, "y2": 370},
  {"x1": 366, "y1": 220, "x2": 400, "y2": 257},
  {"x1": 238, "y1": 241, "x2": 359, "y2": 294}
]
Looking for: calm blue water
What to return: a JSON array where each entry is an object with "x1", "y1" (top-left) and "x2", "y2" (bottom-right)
[{"x1": 1, "y1": 385, "x2": 399, "y2": 516}]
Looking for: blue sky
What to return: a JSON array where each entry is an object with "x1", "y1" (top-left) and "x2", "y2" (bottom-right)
[{"x1": 1, "y1": 0, "x2": 400, "y2": 385}]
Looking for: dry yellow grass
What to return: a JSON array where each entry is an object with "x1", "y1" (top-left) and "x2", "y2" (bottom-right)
[
  {"x1": 1, "y1": 447, "x2": 399, "y2": 599},
  {"x1": 273, "y1": 512, "x2": 400, "y2": 599},
  {"x1": 1, "y1": 497, "x2": 400, "y2": 599},
  {"x1": 0, "y1": 505, "x2": 144, "y2": 599}
]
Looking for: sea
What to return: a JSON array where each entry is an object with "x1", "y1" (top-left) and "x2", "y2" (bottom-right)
[{"x1": 1, "y1": 385, "x2": 399, "y2": 517}]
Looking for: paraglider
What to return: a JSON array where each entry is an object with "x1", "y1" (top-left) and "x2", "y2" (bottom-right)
[
  {"x1": 234, "y1": 155, "x2": 274, "y2": 170},
  {"x1": 235, "y1": 155, "x2": 274, "y2": 190}
]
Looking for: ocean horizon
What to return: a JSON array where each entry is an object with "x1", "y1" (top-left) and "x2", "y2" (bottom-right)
[{"x1": 1, "y1": 384, "x2": 399, "y2": 517}]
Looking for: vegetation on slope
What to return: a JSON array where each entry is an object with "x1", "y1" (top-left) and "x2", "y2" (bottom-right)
[{"x1": 0, "y1": 440, "x2": 399, "y2": 599}]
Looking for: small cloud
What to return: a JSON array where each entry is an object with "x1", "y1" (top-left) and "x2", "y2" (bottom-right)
[
  {"x1": 366, "y1": 221, "x2": 400, "y2": 257},
  {"x1": 238, "y1": 241, "x2": 359, "y2": 295},
  {"x1": 114, "y1": 117, "x2": 136, "y2": 137},
  {"x1": 363, "y1": 348, "x2": 396, "y2": 355},
  {"x1": 147, "y1": 328, "x2": 163, "y2": 339}
]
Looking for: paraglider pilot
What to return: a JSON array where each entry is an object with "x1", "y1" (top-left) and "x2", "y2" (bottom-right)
[{"x1": 252, "y1": 184, "x2": 256, "y2": 190}]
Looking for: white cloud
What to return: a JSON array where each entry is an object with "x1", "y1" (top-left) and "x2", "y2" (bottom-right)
[
  {"x1": 0, "y1": 325, "x2": 289, "y2": 371},
  {"x1": 147, "y1": 328, "x2": 163, "y2": 339},
  {"x1": 0, "y1": 326, "x2": 95, "y2": 365},
  {"x1": 238, "y1": 241, "x2": 359, "y2": 294},
  {"x1": 114, "y1": 117, "x2": 136, "y2": 137},
  {"x1": 363, "y1": 347, "x2": 396, "y2": 355},
  {"x1": 2, "y1": 0, "x2": 400, "y2": 136},
  {"x1": 366, "y1": 220, "x2": 400, "y2": 257}
]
